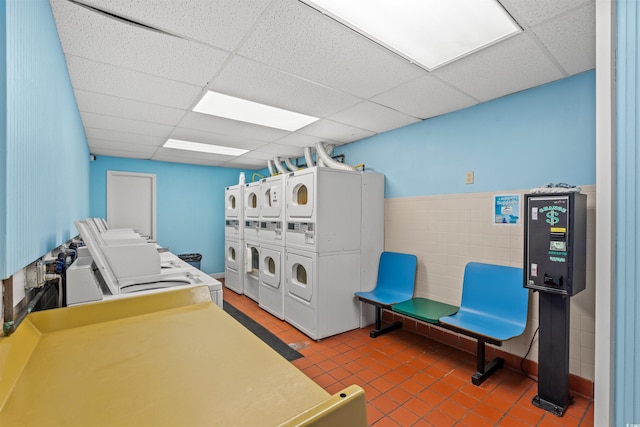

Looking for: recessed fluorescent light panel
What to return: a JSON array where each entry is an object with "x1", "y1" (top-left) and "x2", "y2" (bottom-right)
[
  {"x1": 301, "y1": 0, "x2": 521, "y2": 70},
  {"x1": 193, "y1": 91, "x2": 319, "y2": 131},
  {"x1": 163, "y1": 139, "x2": 249, "y2": 156}
]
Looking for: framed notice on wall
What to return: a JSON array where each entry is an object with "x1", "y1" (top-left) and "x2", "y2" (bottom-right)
[{"x1": 494, "y1": 194, "x2": 521, "y2": 225}]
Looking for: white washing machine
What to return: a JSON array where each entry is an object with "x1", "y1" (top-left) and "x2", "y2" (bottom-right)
[
  {"x1": 243, "y1": 238, "x2": 261, "y2": 302},
  {"x1": 259, "y1": 243, "x2": 285, "y2": 319},
  {"x1": 284, "y1": 247, "x2": 361, "y2": 340},
  {"x1": 259, "y1": 175, "x2": 285, "y2": 246},
  {"x1": 244, "y1": 181, "x2": 261, "y2": 241},
  {"x1": 285, "y1": 167, "x2": 362, "y2": 252},
  {"x1": 225, "y1": 184, "x2": 244, "y2": 240},
  {"x1": 224, "y1": 238, "x2": 244, "y2": 294}
]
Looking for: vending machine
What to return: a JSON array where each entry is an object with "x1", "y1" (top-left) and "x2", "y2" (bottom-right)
[{"x1": 523, "y1": 192, "x2": 587, "y2": 416}]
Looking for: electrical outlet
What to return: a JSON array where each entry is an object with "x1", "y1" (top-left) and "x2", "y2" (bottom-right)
[
  {"x1": 36, "y1": 260, "x2": 46, "y2": 286},
  {"x1": 25, "y1": 263, "x2": 39, "y2": 289},
  {"x1": 24, "y1": 260, "x2": 46, "y2": 289},
  {"x1": 465, "y1": 171, "x2": 474, "y2": 184}
]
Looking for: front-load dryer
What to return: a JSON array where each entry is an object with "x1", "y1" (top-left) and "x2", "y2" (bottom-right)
[
  {"x1": 259, "y1": 244, "x2": 285, "y2": 319},
  {"x1": 224, "y1": 238, "x2": 244, "y2": 294},
  {"x1": 243, "y1": 239, "x2": 260, "y2": 302},
  {"x1": 285, "y1": 167, "x2": 362, "y2": 252},
  {"x1": 244, "y1": 181, "x2": 261, "y2": 240},
  {"x1": 284, "y1": 247, "x2": 361, "y2": 340},
  {"x1": 225, "y1": 185, "x2": 244, "y2": 240}
]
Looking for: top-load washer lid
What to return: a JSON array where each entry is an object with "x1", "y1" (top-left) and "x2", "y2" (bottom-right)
[{"x1": 119, "y1": 280, "x2": 193, "y2": 294}]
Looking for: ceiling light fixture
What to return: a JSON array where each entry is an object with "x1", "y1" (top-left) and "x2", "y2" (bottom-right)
[
  {"x1": 193, "y1": 91, "x2": 319, "y2": 131},
  {"x1": 163, "y1": 139, "x2": 249, "y2": 156},
  {"x1": 301, "y1": 0, "x2": 521, "y2": 70}
]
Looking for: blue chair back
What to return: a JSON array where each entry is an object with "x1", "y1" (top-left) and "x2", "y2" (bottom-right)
[
  {"x1": 376, "y1": 252, "x2": 417, "y2": 300},
  {"x1": 460, "y1": 262, "x2": 527, "y2": 329}
]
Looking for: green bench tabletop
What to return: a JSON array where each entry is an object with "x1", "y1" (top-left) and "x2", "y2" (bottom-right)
[{"x1": 392, "y1": 298, "x2": 459, "y2": 324}]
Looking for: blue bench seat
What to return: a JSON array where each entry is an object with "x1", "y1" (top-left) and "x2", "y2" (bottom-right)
[
  {"x1": 439, "y1": 262, "x2": 529, "y2": 385},
  {"x1": 355, "y1": 252, "x2": 417, "y2": 338},
  {"x1": 392, "y1": 298, "x2": 459, "y2": 324}
]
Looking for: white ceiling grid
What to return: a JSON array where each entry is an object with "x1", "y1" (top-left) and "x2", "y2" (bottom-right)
[{"x1": 49, "y1": 0, "x2": 595, "y2": 169}]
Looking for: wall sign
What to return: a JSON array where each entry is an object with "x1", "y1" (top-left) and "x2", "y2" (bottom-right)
[{"x1": 494, "y1": 194, "x2": 521, "y2": 224}]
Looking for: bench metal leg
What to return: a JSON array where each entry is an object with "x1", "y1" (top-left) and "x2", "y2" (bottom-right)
[
  {"x1": 471, "y1": 339, "x2": 504, "y2": 386},
  {"x1": 369, "y1": 306, "x2": 402, "y2": 338}
]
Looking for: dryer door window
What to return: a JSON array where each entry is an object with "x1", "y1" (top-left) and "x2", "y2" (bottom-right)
[
  {"x1": 287, "y1": 253, "x2": 313, "y2": 302},
  {"x1": 225, "y1": 242, "x2": 240, "y2": 271},
  {"x1": 245, "y1": 186, "x2": 260, "y2": 219},
  {"x1": 225, "y1": 188, "x2": 240, "y2": 218},
  {"x1": 260, "y1": 250, "x2": 281, "y2": 290},
  {"x1": 287, "y1": 173, "x2": 314, "y2": 219}
]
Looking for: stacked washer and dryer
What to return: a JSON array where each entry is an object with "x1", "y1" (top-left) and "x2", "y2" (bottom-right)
[
  {"x1": 243, "y1": 181, "x2": 262, "y2": 302},
  {"x1": 224, "y1": 166, "x2": 384, "y2": 340},
  {"x1": 224, "y1": 184, "x2": 244, "y2": 295},
  {"x1": 259, "y1": 174, "x2": 287, "y2": 319}
]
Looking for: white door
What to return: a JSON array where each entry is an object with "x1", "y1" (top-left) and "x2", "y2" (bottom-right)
[{"x1": 107, "y1": 171, "x2": 156, "y2": 239}]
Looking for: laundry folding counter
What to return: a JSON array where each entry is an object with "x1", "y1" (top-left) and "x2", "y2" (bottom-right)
[{"x1": 0, "y1": 286, "x2": 366, "y2": 426}]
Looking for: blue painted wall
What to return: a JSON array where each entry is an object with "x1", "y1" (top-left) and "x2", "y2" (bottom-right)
[
  {"x1": 615, "y1": 0, "x2": 639, "y2": 423},
  {"x1": 89, "y1": 156, "x2": 247, "y2": 274},
  {"x1": 335, "y1": 71, "x2": 596, "y2": 198},
  {"x1": 0, "y1": 0, "x2": 7, "y2": 280},
  {"x1": 1, "y1": 0, "x2": 89, "y2": 279}
]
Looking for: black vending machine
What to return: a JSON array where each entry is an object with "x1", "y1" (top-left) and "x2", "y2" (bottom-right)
[{"x1": 523, "y1": 192, "x2": 587, "y2": 416}]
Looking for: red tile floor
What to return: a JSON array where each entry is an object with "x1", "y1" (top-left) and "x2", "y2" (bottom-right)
[{"x1": 223, "y1": 289, "x2": 594, "y2": 427}]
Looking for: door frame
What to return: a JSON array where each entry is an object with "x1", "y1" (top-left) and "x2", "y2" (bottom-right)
[{"x1": 106, "y1": 170, "x2": 157, "y2": 240}]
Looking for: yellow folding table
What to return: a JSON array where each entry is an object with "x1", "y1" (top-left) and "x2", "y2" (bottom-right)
[{"x1": 0, "y1": 286, "x2": 366, "y2": 426}]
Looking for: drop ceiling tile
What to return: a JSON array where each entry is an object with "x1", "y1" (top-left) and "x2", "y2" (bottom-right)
[
  {"x1": 75, "y1": 90, "x2": 185, "y2": 126},
  {"x1": 298, "y1": 119, "x2": 375, "y2": 143},
  {"x1": 169, "y1": 127, "x2": 268, "y2": 151},
  {"x1": 80, "y1": 112, "x2": 174, "y2": 137},
  {"x1": 432, "y1": 33, "x2": 565, "y2": 102},
  {"x1": 90, "y1": 147, "x2": 152, "y2": 159},
  {"x1": 328, "y1": 101, "x2": 420, "y2": 134},
  {"x1": 85, "y1": 127, "x2": 166, "y2": 146},
  {"x1": 80, "y1": 0, "x2": 272, "y2": 51},
  {"x1": 501, "y1": 0, "x2": 592, "y2": 27},
  {"x1": 211, "y1": 55, "x2": 361, "y2": 118},
  {"x1": 238, "y1": 0, "x2": 423, "y2": 99},
  {"x1": 252, "y1": 143, "x2": 305, "y2": 157},
  {"x1": 50, "y1": 0, "x2": 228, "y2": 86},
  {"x1": 273, "y1": 132, "x2": 339, "y2": 149},
  {"x1": 88, "y1": 139, "x2": 158, "y2": 155},
  {"x1": 65, "y1": 55, "x2": 201, "y2": 109},
  {"x1": 372, "y1": 75, "x2": 479, "y2": 119},
  {"x1": 530, "y1": 3, "x2": 595, "y2": 75},
  {"x1": 178, "y1": 112, "x2": 289, "y2": 142},
  {"x1": 239, "y1": 150, "x2": 283, "y2": 161},
  {"x1": 152, "y1": 154, "x2": 227, "y2": 167},
  {"x1": 152, "y1": 147, "x2": 232, "y2": 163},
  {"x1": 224, "y1": 157, "x2": 271, "y2": 170}
]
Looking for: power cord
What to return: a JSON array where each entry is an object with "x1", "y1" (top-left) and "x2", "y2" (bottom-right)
[{"x1": 521, "y1": 327, "x2": 539, "y2": 382}]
